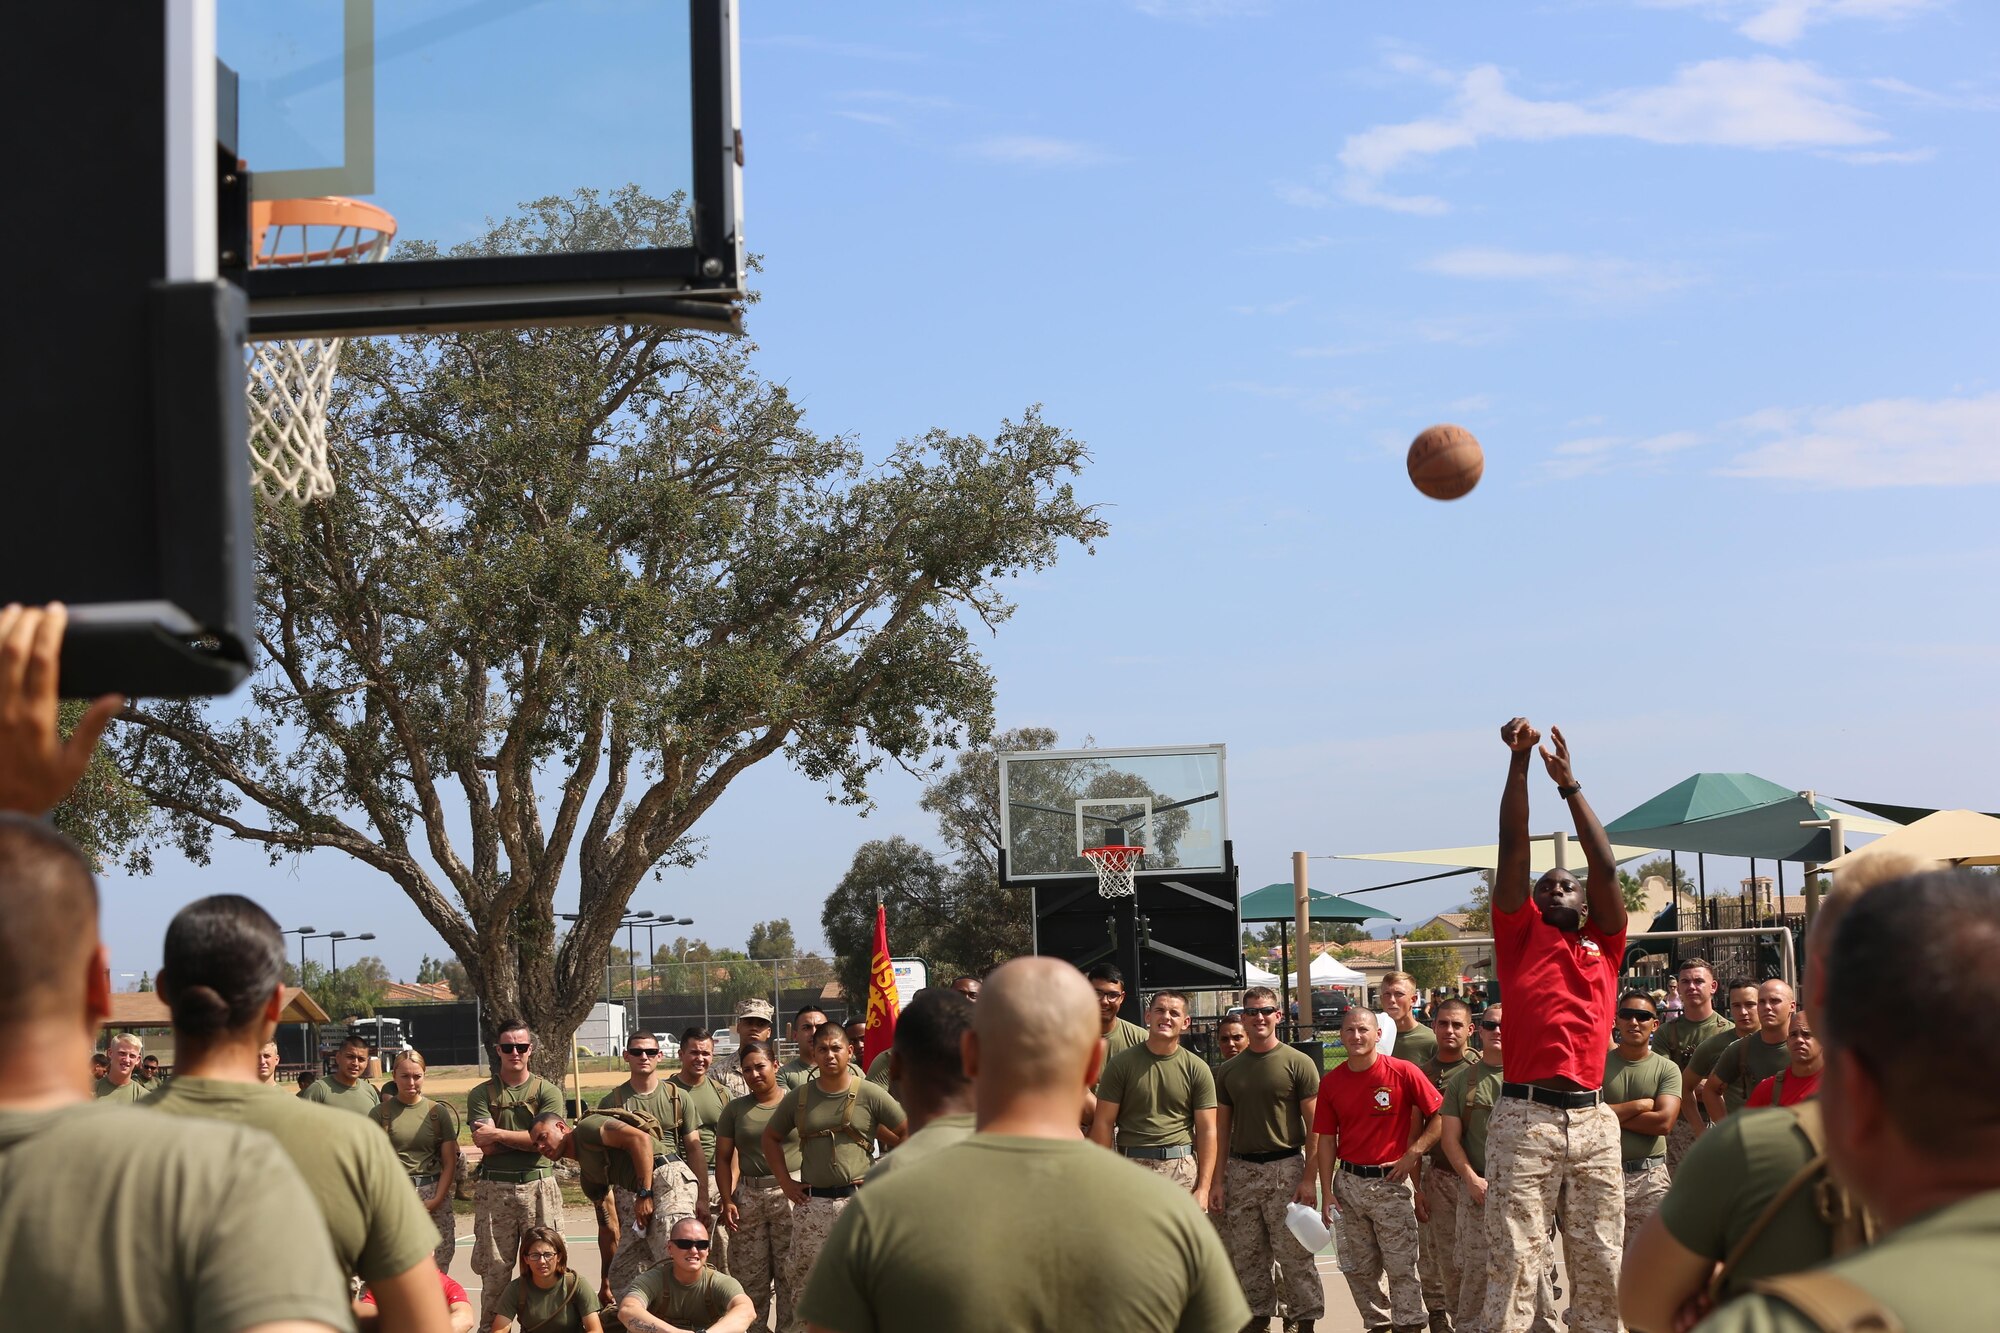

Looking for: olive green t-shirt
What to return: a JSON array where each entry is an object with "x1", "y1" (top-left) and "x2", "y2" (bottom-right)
[
  {"x1": 717, "y1": 1093, "x2": 800, "y2": 1178},
  {"x1": 866, "y1": 1049, "x2": 893, "y2": 1088},
  {"x1": 142, "y1": 1075, "x2": 440, "y2": 1282},
  {"x1": 1417, "y1": 1054, "x2": 1471, "y2": 1167},
  {"x1": 496, "y1": 1272, "x2": 601, "y2": 1331},
  {"x1": 1391, "y1": 1023, "x2": 1438, "y2": 1067},
  {"x1": 1659, "y1": 1106, "x2": 1832, "y2": 1298},
  {"x1": 778, "y1": 1056, "x2": 817, "y2": 1091},
  {"x1": 465, "y1": 1073, "x2": 564, "y2": 1178},
  {"x1": 597, "y1": 1077, "x2": 700, "y2": 1159},
  {"x1": 865, "y1": 1112, "x2": 976, "y2": 1186},
  {"x1": 1214, "y1": 1043, "x2": 1319, "y2": 1155},
  {"x1": 1097, "y1": 1043, "x2": 1218, "y2": 1150},
  {"x1": 1688, "y1": 1025, "x2": 1752, "y2": 1082},
  {"x1": 674, "y1": 1073, "x2": 728, "y2": 1161},
  {"x1": 576, "y1": 1112, "x2": 653, "y2": 1197},
  {"x1": 373, "y1": 1095, "x2": 460, "y2": 1177},
  {"x1": 299, "y1": 1073, "x2": 381, "y2": 1116},
  {"x1": 1094, "y1": 1017, "x2": 1148, "y2": 1091},
  {"x1": 797, "y1": 1135, "x2": 1251, "y2": 1333},
  {"x1": 0, "y1": 1100, "x2": 352, "y2": 1331},
  {"x1": 1712, "y1": 1035, "x2": 1793, "y2": 1114},
  {"x1": 1693, "y1": 1189, "x2": 2000, "y2": 1333},
  {"x1": 1602, "y1": 1048, "x2": 1683, "y2": 1160},
  {"x1": 768, "y1": 1079, "x2": 906, "y2": 1186},
  {"x1": 92, "y1": 1075, "x2": 147, "y2": 1105},
  {"x1": 1441, "y1": 1060, "x2": 1504, "y2": 1176},
  {"x1": 1654, "y1": 1009, "x2": 1732, "y2": 1068},
  {"x1": 629, "y1": 1265, "x2": 748, "y2": 1326}
]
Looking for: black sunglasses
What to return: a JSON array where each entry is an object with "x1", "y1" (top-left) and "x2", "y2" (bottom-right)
[
  {"x1": 670, "y1": 1238, "x2": 711, "y2": 1251},
  {"x1": 1242, "y1": 1006, "x2": 1281, "y2": 1017},
  {"x1": 1478, "y1": 1020, "x2": 1501, "y2": 1031},
  {"x1": 1616, "y1": 1008, "x2": 1658, "y2": 1023},
  {"x1": 497, "y1": 1042, "x2": 531, "y2": 1054},
  {"x1": 626, "y1": 1047, "x2": 660, "y2": 1057}
]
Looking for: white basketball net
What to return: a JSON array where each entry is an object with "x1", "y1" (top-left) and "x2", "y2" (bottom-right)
[
  {"x1": 244, "y1": 206, "x2": 394, "y2": 503},
  {"x1": 1083, "y1": 845, "x2": 1144, "y2": 899}
]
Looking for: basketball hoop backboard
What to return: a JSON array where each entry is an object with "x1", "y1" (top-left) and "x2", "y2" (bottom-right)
[{"x1": 997, "y1": 745, "x2": 1228, "y2": 881}]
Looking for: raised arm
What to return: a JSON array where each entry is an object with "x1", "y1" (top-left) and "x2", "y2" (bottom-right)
[
  {"x1": 1496, "y1": 717, "x2": 1541, "y2": 915},
  {"x1": 1539, "y1": 727, "x2": 1624, "y2": 933}
]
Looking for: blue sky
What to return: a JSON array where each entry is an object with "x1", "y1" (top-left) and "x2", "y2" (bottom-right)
[{"x1": 100, "y1": 0, "x2": 2000, "y2": 986}]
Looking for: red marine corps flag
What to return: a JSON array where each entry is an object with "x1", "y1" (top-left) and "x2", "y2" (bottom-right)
[{"x1": 861, "y1": 903, "x2": 898, "y2": 1073}]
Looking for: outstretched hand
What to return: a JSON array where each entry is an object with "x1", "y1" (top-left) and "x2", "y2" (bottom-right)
[
  {"x1": 0, "y1": 604, "x2": 124, "y2": 816},
  {"x1": 1501, "y1": 717, "x2": 1541, "y2": 753},
  {"x1": 1539, "y1": 726, "x2": 1576, "y2": 788}
]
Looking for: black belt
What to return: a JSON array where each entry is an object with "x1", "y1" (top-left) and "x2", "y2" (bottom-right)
[
  {"x1": 1339, "y1": 1161, "x2": 1398, "y2": 1179},
  {"x1": 1231, "y1": 1148, "x2": 1303, "y2": 1164},
  {"x1": 1623, "y1": 1155, "x2": 1667, "y2": 1174},
  {"x1": 1120, "y1": 1144, "x2": 1193, "y2": 1160},
  {"x1": 408, "y1": 1173, "x2": 440, "y2": 1188},
  {"x1": 805, "y1": 1184, "x2": 856, "y2": 1199},
  {"x1": 1501, "y1": 1082, "x2": 1602, "y2": 1109},
  {"x1": 652, "y1": 1153, "x2": 681, "y2": 1170}
]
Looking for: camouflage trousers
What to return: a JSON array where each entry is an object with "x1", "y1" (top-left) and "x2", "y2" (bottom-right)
[
  {"x1": 784, "y1": 1194, "x2": 850, "y2": 1331},
  {"x1": 1664, "y1": 1117, "x2": 1700, "y2": 1176},
  {"x1": 1622, "y1": 1160, "x2": 1671, "y2": 1252},
  {"x1": 1218, "y1": 1154, "x2": 1323, "y2": 1320},
  {"x1": 1418, "y1": 1167, "x2": 1462, "y2": 1326},
  {"x1": 413, "y1": 1177, "x2": 455, "y2": 1274},
  {"x1": 1332, "y1": 1170, "x2": 1426, "y2": 1330},
  {"x1": 471, "y1": 1175, "x2": 563, "y2": 1329},
  {"x1": 1451, "y1": 1181, "x2": 1561, "y2": 1333},
  {"x1": 732, "y1": 1176, "x2": 794, "y2": 1332},
  {"x1": 1481, "y1": 1098, "x2": 1623, "y2": 1333},
  {"x1": 609, "y1": 1157, "x2": 703, "y2": 1299},
  {"x1": 1127, "y1": 1151, "x2": 1198, "y2": 1191},
  {"x1": 705, "y1": 1172, "x2": 731, "y2": 1275}
]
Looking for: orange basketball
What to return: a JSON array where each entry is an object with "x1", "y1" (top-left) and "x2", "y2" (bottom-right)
[{"x1": 1407, "y1": 424, "x2": 1484, "y2": 501}]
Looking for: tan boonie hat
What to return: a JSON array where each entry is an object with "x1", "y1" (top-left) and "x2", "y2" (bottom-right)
[{"x1": 736, "y1": 998, "x2": 775, "y2": 1022}]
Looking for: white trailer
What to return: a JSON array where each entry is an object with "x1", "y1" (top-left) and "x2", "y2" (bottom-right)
[{"x1": 574, "y1": 1002, "x2": 629, "y2": 1057}]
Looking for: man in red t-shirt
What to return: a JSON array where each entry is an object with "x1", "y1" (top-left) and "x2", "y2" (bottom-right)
[
  {"x1": 1746, "y1": 1009, "x2": 1823, "y2": 1108},
  {"x1": 1484, "y1": 719, "x2": 1628, "y2": 1333},
  {"x1": 1314, "y1": 1006, "x2": 1443, "y2": 1332}
]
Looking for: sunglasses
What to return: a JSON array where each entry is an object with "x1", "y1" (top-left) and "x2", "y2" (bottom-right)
[
  {"x1": 1478, "y1": 1020, "x2": 1501, "y2": 1031},
  {"x1": 498, "y1": 1043, "x2": 532, "y2": 1054},
  {"x1": 670, "y1": 1238, "x2": 711, "y2": 1251},
  {"x1": 626, "y1": 1047, "x2": 660, "y2": 1057},
  {"x1": 1242, "y1": 1006, "x2": 1280, "y2": 1017},
  {"x1": 1616, "y1": 1009, "x2": 1658, "y2": 1023}
]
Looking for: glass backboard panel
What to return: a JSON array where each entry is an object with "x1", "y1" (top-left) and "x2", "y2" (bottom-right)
[{"x1": 998, "y1": 745, "x2": 1228, "y2": 881}]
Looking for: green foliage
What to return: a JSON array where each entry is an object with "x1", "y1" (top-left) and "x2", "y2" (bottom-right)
[
  {"x1": 49, "y1": 701, "x2": 151, "y2": 874},
  {"x1": 1402, "y1": 925, "x2": 1461, "y2": 992},
  {"x1": 107, "y1": 187, "x2": 1103, "y2": 1075},
  {"x1": 747, "y1": 919, "x2": 796, "y2": 962},
  {"x1": 287, "y1": 956, "x2": 390, "y2": 1021},
  {"x1": 1460, "y1": 869, "x2": 1494, "y2": 932}
]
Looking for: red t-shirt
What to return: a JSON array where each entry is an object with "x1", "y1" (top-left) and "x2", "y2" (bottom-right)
[
  {"x1": 1312, "y1": 1054, "x2": 1443, "y2": 1167},
  {"x1": 1491, "y1": 898, "x2": 1626, "y2": 1088},
  {"x1": 1747, "y1": 1067, "x2": 1821, "y2": 1107},
  {"x1": 360, "y1": 1272, "x2": 471, "y2": 1307}
]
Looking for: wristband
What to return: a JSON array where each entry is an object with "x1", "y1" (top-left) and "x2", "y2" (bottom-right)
[{"x1": 1557, "y1": 782, "x2": 1582, "y2": 799}]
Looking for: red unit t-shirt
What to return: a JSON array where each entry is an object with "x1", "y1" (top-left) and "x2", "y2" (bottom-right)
[
  {"x1": 1312, "y1": 1054, "x2": 1443, "y2": 1167},
  {"x1": 1491, "y1": 898, "x2": 1626, "y2": 1089},
  {"x1": 1747, "y1": 1068, "x2": 1821, "y2": 1107}
]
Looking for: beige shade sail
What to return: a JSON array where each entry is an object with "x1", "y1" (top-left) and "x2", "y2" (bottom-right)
[
  {"x1": 1819, "y1": 809, "x2": 2000, "y2": 872},
  {"x1": 1337, "y1": 839, "x2": 1656, "y2": 875}
]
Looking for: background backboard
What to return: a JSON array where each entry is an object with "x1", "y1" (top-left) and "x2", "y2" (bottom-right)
[{"x1": 997, "y1": 744, "x2": 1228, "y2": 880}]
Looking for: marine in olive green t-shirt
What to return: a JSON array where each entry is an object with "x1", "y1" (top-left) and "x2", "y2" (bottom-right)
[
  {"x1": 575, "y1": 1112, "x2": 655, "y2": 1196},
  {"x1": 1417, "y1": 1052, "x2": 1471, "y2": 1168},
  {"x1": 495, "y1": 1272, "x2": 601, "y2": 1331},
  {"x1": 797, "y1": 1134, "x2": 1251, "y2": 1333},
  {"x1": 865, "y1": 1112, "x2": 975, "y2": 1185},
  {"x1": 1712, "y1": 1034, "x2": 1792, "y2": 1114},
  {"x1": 1657, "y1": 1106, "x2": 1832, "y2": 1298},
  {"x1": 1687, "y1": 1024, "x2": 1749, "y2": 1085},
  {"x1": 1391, "y1": 1022, "x2": 1437, "y2": 1067},
  {"x1": 1441, "y1": 1060, "x2": 1505, "y2": 1176},
  {"x1": 1654, "y1": 1009, "x2": 1731, "y2": 1068},
  {"x1": 1602, "y1": 1048, "x2": 1683, "y2": 1160},
  {"x1": 0, "y1": 1100, "x2": 353, "y2": 1331},
  {"x1": 1096, "y1": 1043, "x2": 1217, "y2": 1149},
  {"x1": 674, "y1": 1071, "x2": 728, "y2": 1160},
  {"x1": 465, "y1": 1072, "x2": 564, "y2": 1178},
  {"x1": 716, "y1": 1093, "x2": 801, "y2": 1177},
  {"x1": 92, "y1": 1074, "x2": 147, "y2": 1105},
  {"x1": 767, "y1": 1078, "x2": 906, "y2": 1186},
  {"x1": 142, "y1": 1075, "x2": 440, "y2": 1282},
  {"x1": 628, "y1": 1264, "x2": 749, "y2": 1326},
  {"x1": 299, "y1": 1071, "x2": 382, "y2": 1117},
  {"x1": 597, "y1": 1076, "x2": 701, "y2": 1159},
  {"x1": 866, "y1": 1049, "x2": 893, "y2": 1088},
  {"x1": 777, "y1": 1056, "x2": 817, "y2": 1091},
  {"x1": 1214, "y1": 1043, "x2": 1319, "y2": 1154},
  {"x1": 373, "y1": 1095, "x2": 460, "y2": 1177}
]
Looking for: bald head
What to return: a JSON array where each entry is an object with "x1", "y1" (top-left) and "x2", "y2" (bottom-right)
[
  {"x1": 0, "y1": 815, "x2": 101, "y2": 1023},
  {"x1": 975, "y1": 957, "x2": 1100, "y2": 1091}
]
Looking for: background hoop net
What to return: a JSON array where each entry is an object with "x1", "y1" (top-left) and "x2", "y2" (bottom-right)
[
  {"x1": 1082, "y1": 844, "x2": 1144, "y2": 899},
  {"x1": 244, "y1": 197, "x2": 396, "y2": 503}
]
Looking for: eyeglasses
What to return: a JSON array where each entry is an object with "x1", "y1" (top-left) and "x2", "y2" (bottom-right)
[
  {"x1": 626, "y1": 1047, "x2": 660, "y2": 1057},
  {"x1": 1478, "y1": 1020, "x2": 1501, "y2": 1031},
  {"x1": 1242, "y1": 1006, "x2": 1280, "y2": 1017},
  {"x1": 525, "y1": 1251, "x2": 559, "y2": 1263},
  {"x1": 498, "y1": 1043, "x2": 532, "y2": 1054},
  {"x1": 670, "y1": 1238, "x2": 711, "y2": 1251},
  {"x1": 1615, "y1": 1009, "x2": 1658, "y2": 1023},
  {"x1": 1093, "y1": 990, "x2": 1124, "y2": 1001}
]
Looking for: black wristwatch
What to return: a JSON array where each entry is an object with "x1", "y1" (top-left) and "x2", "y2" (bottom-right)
[
  {"x1": 1557, "y1": 782, "x2": 1582, "y2": 799},
  {"x1": 634, "y1": 1188, "x2": 654, "y2": 1199}
]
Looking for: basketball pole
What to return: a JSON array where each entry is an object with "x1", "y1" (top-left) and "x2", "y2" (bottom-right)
[{"x1": 1292, "y1": 851, "x2": 1310, "y2": 1038}]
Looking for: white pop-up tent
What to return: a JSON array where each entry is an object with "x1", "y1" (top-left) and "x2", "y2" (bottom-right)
[
  {"x1": 1310, "y1": 952, "x2": 1367, "y2": 986},
  {"x1": 1243, "y1": 958, "x2": 1283, "y2": 987}
]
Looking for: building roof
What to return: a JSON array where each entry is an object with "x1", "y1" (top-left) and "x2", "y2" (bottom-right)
[
  {"x1": 102, "y1": 986, "x2": 328, "y2": 1029},
  {"x1": 381, "y1": 980, "x2": 457, "y2": 1004}
]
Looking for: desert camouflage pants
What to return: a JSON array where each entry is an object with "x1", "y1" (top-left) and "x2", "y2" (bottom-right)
[
  {"x1": 1333, "y1": 1170, "x2": 1426, "y2": 1330},
  {"x1": 732, "y1": 1176, "x2": 793, "y2": 1332},
  {"x1": 784, "y1": 1194, "x2": 850, "y2": 1330},
  {"x1": 1219, "y1": 1154, "x2": 1323, "y2": 1320},
  {"x1": 1127, "y1": 1151, "x2": 1199, "y2": 1191},
  {"x1": 413, "y1": 1177, "x2": 455, "y2": 1273},
  {"x1": 705, "y1": 1172, "x2": 731, "y2": 1274},
  {"x1": 1418, "y1": 1167, "x2": 1462, "y2": 1326},
  {"x1": 1481, "y1": 1098, "x2": 1623, "y2": 1333},
  {"x1": 1451, "y1": 1181, "x2": 1561, "y2": 1333},
  {"x1": 1664, "y1": 1117, "x2": 1700, "y2": 1175},
  {"x1": 471, "y1": 1175, "x2": 563, "y2": 1329},
  {"x1": 608, "y1": 1156, "x2": 703, "y2": 1299},
  {"x1": 1622, "y1": 1160, "x2": 1671, "y2": 1251}
]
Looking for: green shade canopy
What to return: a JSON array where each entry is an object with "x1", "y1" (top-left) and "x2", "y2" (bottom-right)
[
  {"x1": 1604, "y1": 773, "x2": 1897, "y2": 861},
  {"x1": 1240, "y1": 882, "x2": 1399, "y2": 923}
]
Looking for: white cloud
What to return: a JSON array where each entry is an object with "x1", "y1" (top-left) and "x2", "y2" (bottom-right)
[
  {"x1": 968, "y1": 136, "x2": 1113, "y2": 167},
  {"x1": 1319, "y1": 57, "x2": 1885, "y2": 214},
  {"x1": 1130, "y1": 0, "x2": 1269, "y2": 19},
  {"x1": 1642, "y1": 0, "x2": 1943, "y2": 48},
  {"x1": 1720, "y1": 392, "x2": 2000, "y2": 487},
  {"x1": 1823, "y1": 146, "x2": 1937, "y2": 164},
  {"x1": 1421, "y1": 247, "x2": 1695, "y2": 303}
]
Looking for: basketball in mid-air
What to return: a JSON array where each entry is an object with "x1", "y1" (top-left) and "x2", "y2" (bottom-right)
[{"x1": 1406, "y1": 424, "x2": 1484, "y2": 501}]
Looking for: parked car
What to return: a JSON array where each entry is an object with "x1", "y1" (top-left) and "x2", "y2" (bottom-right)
[
  {"x1": 711, "y1": 1028, "x2": 739, "y2": 1056},
  {"x1": 651, "y1": 1032, "x2": 681, "y2": 1059}
]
